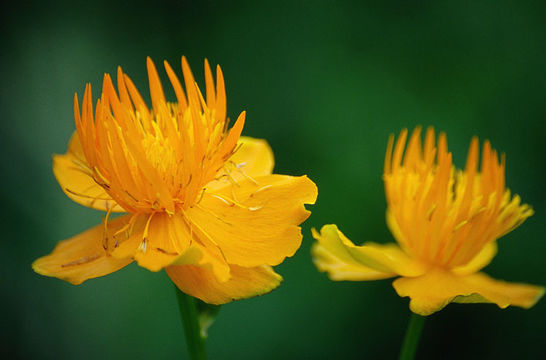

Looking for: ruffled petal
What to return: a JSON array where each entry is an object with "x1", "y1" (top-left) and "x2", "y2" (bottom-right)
[
  {"x1": 185, "y1": 174, "x2": 317, "y2": 267},
  {"x1": 452, "y1": 241, "x2": 497, "y2": 275},
  {"x1": 312, "y1": 225, "x2": 426, "y2": 279},
  {"x1": 393, "y1": 269, "x2": 545, "y2": 316},
  {"x1": 166, "y1": 264, "x2": 282, "y2": 305},
  {"x1": 53, "y1": 133, "x2": 124, "y2": 212},
  {"x1": 32, "y1": 215, "x2": 134, "y2": 285}
]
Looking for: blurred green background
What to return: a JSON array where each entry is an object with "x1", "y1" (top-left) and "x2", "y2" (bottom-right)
[{"x1": 2, "y1": 1, "x2": 545, "y2": 359}]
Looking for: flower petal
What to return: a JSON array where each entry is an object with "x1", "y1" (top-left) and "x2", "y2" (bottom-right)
[
  {"x1": 109, "y1": 213, "x2": 187, "y2": 272},
  {"x1": 230, "y1": 136, "x2": 274, "y2": 177},
  {"x1": 312, "y1": 242, "x2": 394, "y2": 281},
  {"x1": 393, "y1": 269, "x2": 545, "y2": 316},
  {"x1": 206, "y1": 136, "x2": 274, "y2": 191},
  {"x1": 312, "y1": 225, "x2": 426, "y2": 279},
  {"x1": 186, "y1": 174, "x2": 317, "y2": 267},
  {"x1": 452, "y1": 241, "x2": 497, "y2": 275},
  {"x1": 32, "y1": 216, "x2": 134, "y2": 285},
  {"x1": 110, "y1": 213, "x2": 231, "y2": 281},
  {"x1": 53, "y1": 133, "x2": 124, "y2": 212},
  {"x1": 311, "y1": 227, "x2": 395, "y2": 280},
  {"x1": 177, "y1": 239, "x2": 232, "y2": 283},
  {"x1": 166, "y1": 264, "x2": 282, "y2": 305},
  {"x1": 133, "y1": 213, "x2": 191, "y2": 272}
]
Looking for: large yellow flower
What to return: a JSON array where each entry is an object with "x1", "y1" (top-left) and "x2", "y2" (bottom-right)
[
  {"x1": 33, "y1": 56, "x2": 317, "y2": 304},
  {"x1": 312, "y1": 127, "x2": 543, "y2": 315}
]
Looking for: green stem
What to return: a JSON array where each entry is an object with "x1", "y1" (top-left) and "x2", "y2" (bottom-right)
[
  {"x1": 398, "y1": 313, "x2": 425, "y2": 360},
  {"x1": 174, "y1": 286, "x2": 207, "y2": 360}
]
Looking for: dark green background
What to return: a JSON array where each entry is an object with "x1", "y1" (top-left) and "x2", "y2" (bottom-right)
[{"x1": 2, "y1": 1, "x2": 545, "y2": 359}]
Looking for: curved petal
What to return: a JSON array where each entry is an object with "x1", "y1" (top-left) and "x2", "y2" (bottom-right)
[
  {"x1": 312, "y1": 225, "x2": 426, "y2": 279},
  {"x1": 132, "y1": 213, "x2": 191, "y2": 272},
  {"x1": 186, "y1": 174, "x2": 317, "y2": 267},
  {"x1": 231, "y1": 136, "x2": 274, "y2": 177},
  {"x1": 108, "y1": 213, "x2": 188, "y2": 272},
  {"x1": 53, "y1": 133, "x2": 124, "y2": 212},
  {"x1": 393, "y1": 269, "x2": 545, "y2": 316},
  {"x1": 171, "y1": 241, "x2": 231, "y2": 283},
  {"x1": 32, "y1": 215, "x2": 135, "y2": 285},
  {"x1": 206, "y1": 136, "x2": 275, "y2": 191},
  {"x1": 166, "y1": 264, "x2": 282, "y2": 305},
  {"x1": 312, "y1": 241, "x2": 394, "y2": 281},
  {"x1": 110, "y1": 213, "x2": 230, "y2": 281},
  {"x1": 452, "y1": 241, "x2": 497, "y2": 275}
]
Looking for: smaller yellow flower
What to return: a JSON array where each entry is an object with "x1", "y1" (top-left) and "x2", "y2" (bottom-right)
[{"x1": 312, "y1": 127, "x2": 544, "y2": 316}]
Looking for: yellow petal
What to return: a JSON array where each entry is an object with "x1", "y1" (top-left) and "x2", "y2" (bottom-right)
[
  {"x1": 452, "y1": 241, "x2": 497, "y2": 275},
  {"x1": 171, "y1": 241, "x2": 231, "y2": 283},
  {"x1": 109, "y1": 213, "x2": 189, "y2": 272},
  {"x1": 393, "y1": 269, "x2": 545, "y2": 316},
  {"x1": 312, "y1": 241, "x2": 394, "y2": 281},
  {"x1": 312, "y1": 225, "x2": 426, "y2": 279},
  {"x1": 107, "y1": 214, "x2": 147, "y2": 259},
  {"x1": 32, "y1": 216, "x2": 134, "y2": 285},
  {"x1": 166, "y1": 264, "x2": 282, "y2": 305},
  {"x1": 231, "y1": 136, "x2": 274, "y2": 177},
  {"x1": 206, "y1": 136, "x2": 274, "y2": 191},
  {"x1": 53, "y1": 133, "x2": 124, "y2": 212},
  {"x1": 133, "y1": 213, "x2": 191, "y2": 272},
  {"x1": 186, "y1": 174, "x2": 317, "y2": 267},
  {"x1": 109, "y1": 213, "x2": 231, "y2": 281}
]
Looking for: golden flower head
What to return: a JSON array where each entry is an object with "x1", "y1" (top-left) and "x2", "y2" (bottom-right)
[
  {"x1": 312, "y1": 127, "x2": 543, "y2": 315},
  {"x1": 33, "y1": 56, "x2": 317, "y2": 304}
]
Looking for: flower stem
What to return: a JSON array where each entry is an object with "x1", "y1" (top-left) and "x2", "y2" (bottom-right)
[
  {"x1": 174, "y1": 286, "x2": 207, "y2": 360},
  {"x1": 398, "y1": 313, "x2": 425, "y2": 360}
]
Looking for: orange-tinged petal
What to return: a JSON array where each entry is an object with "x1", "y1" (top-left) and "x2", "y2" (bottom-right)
[
  {"x1": 163, "y1": 60, "x2": 188, "y2": 110},
  {"x1": 393, "y1": 269, "x2": 545, "y2": 316},
  {"x1": 146, "y1": 57, "x2": 166, "y2": 108},
  {"x1": 53, "y1": 133, "x2": 124, "y2": 212},
  {"x1": 452, "y1": 241, "x2": 497, "y2": 275},
  {"x1": 133, "y1": 213, "x2": 191, "y2": 272},
  {"x1": 166, "y1": 264, "x2": 282, "y2": 305},
  {"x1": 204, "y1": 58, "x2": 216, "y2": 108},
  {"x1": 110, "y1": 213, "x2": 188, "y2": 272},
  {"x1": 312, "y1": 225, "x2": 426, "y2": 278},
  {"x1": 109, "y1": 213, "x2": 231, "y2": 280},
  {"x1": 32, "y1": 216, "x2": 135, "y2": 285},
  {"x1": 186, "y1": 174, "x2": 317, "y2": 267},
  {"x1": 213, "y1": 111, "x2": 246, "y2": 163},
  {"x1": 214, "y1": 64, "x2": 226, "y2": 122}
]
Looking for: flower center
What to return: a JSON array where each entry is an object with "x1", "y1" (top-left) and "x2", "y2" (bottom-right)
[
  {"x1": 74, "y1": 58, "x2": 245, "y2": 215},
  {"x1": 142, "y1": 135, "x2": 178, "y2": 178}
]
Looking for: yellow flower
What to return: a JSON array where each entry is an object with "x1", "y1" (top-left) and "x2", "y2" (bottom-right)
[
  {"x1": 312, "y1": 127, "x2": 543, "y2": 315},
  {"x1": 33, "y1": 56, "x2": 317, "y2": 304}
]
